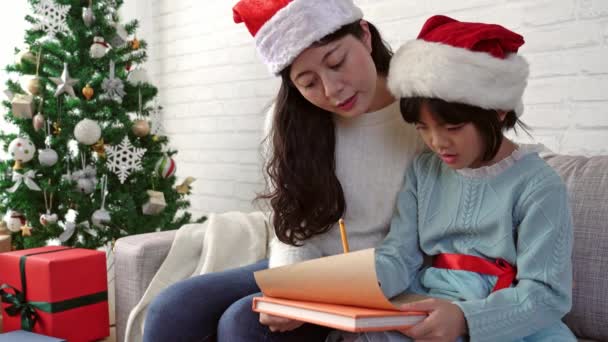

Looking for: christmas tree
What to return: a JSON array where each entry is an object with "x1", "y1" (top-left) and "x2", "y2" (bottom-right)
[{"x1": 0, "y1": 0, "x2": 200, "y2": 250}]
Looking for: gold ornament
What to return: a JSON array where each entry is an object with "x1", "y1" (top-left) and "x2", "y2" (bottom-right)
[
  {"x1": 82, "y1": 84, "x2": 94, "y2": 100},
  {"x1": 21, "y1": 224, "x2": 32, "y2": 237},
  {"x1": 15, "y1": 50, "x2": 37, "y2": 65},
  {"x1": 130, "y1": 38, "x2": 140, "y2": 50},
  {"x1": 27, "y1": 77, "x2": 42, "y2": 95},
  {"x1": 13, "y1": 160, "x2": 24, "y2": 170},
  {"x1": 53, "y1": 122, "x2": 62, "y2": 135},
  {"x1": 92, "y1": 139, "x2": 106, "y2": 158},
  {"x1": 26, "y1": 51, "x2": 43, "y2": 95},
  {"x1": 132, "y1": 119, "x2": 150, "y2": 137},
  {"x1": 176, "y1": 176, "x2": 196, "y2": 194}
]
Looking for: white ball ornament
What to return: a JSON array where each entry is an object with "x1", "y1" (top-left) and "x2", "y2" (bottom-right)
[
  {"x1": 77, "y1": 178, "x2": 95, "y2": 194},
  {"x1": 39, "y1": 212, "x2": 58, "y2": 226},
  {"x1": 91, "y1": 209, "x2": 111, "y2": 228},
  {"x1": 38, "y1": 148, "x2": 58, "y2": 167},
  {"x1": 74, "y1": 119, "x2": 102, "y2": 145},
  {"x1": 155, "y1": 155, "x2": 176, "y2": 178},
  {"x1": 127, "y1": 68, "x2": 149, "y2": 85},
  {"x1": 71, "y1": 169, "x2": 84, "y2": 180},
  {"x1": 132, "y1": 119, "x2": 150, "y2": 137},
  {"x1": 3, "y1": 210, "x2": 26, "y2": 232},
  {"x1": 84, "y1": 165, "x2": 97, "y2": 178},
  {"x1": 90, "y1": 37, "x2": 109, "y2": 59},
  {"x1": 8, "y1": 137, "x2": 36, "y2": 163}
]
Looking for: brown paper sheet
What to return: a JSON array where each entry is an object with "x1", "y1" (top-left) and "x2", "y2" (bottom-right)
[{"x1": 254, "y1": 248, "x2": 428, "y2": 310}]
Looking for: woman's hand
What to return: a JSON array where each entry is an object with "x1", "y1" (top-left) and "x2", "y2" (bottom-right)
[
  {"x1": 397, "y1": 298, "x2": 467, "y2": 342},
  {"x1": 259, "y1": 312, "x2": 305, "y2": 332}
]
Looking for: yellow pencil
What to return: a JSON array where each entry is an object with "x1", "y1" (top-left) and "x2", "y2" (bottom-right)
[{"x1": 339, "y1": 218, "x2": 350, "y2": 253}]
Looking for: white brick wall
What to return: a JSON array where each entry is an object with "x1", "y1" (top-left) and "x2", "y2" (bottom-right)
[
  {"x1": 132, "y1": 0, "x2": 608, "y2": 216},
  {"x1": 125, "y1": 0, "x2": 279, "y2": 217},
  {"x1": 0, "y1": 3, "x2": 28, "y2": 146},
  {"x1": 2, "y1": 1, "x2": 607, "y2": 217}
]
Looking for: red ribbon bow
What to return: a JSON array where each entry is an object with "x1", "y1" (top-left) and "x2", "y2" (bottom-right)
[{"x1": 433, "y1": 253, "x2": 517, "y2": 292}]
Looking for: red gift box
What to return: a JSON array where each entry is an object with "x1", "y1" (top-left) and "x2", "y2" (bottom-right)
[{"x1": 0, "y1": 246, "x2": 109, "y2": 342}]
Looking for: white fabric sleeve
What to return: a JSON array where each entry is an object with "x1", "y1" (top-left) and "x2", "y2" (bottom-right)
[{"x1": 268, "y1": 237, "x2": 323, "y2": 268}]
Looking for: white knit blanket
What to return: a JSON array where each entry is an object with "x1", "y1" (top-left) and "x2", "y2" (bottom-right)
[{"x1": 124, "y1": 211, "x2": 271, "y2": 342}]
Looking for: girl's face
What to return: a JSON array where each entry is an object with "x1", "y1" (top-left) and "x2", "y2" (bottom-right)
[
  {"x1": 289, "y1": 21, "x2": 379, "y2": 118},
  {"x1": 416, "y1": 103, "x2": 487, "y2": 169}
]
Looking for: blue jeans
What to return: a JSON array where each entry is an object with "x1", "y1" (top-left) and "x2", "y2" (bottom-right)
[{"x1": 143, "y1": 259, "x2": 330, "y2": 342}]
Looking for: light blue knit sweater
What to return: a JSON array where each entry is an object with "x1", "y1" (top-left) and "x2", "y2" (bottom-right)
[{"x1": 374, "y1": 147, "x2": 575, "y2": 342}]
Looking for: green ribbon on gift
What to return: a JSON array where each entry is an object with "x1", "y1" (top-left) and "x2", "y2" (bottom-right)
[{"x1": 0, "y1": 247, "x2": 108, "y2": 331}]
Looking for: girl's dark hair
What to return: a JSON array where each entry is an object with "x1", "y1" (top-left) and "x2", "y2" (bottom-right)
[
  {"x1": 400, "y1": 97, "x2": 529, "y2": 162},
  {"x1": 257, "y1": 21, "x2": 393, "y2": 246}
]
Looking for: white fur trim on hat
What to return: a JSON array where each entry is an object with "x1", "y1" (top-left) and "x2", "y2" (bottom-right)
[
  {"x1": 256, "y1": 0, "x2": 363, "y2": 75},
  {"x1": 387, "y1": 40, "x2": 529, "y2": 116}
]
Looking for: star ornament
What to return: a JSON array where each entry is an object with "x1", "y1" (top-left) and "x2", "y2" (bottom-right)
[
  {"x1": 176, "y1": 176, "x2": 196, "y2": 194},
  {"x1": 21, "y1": 224, "x2": 33, "y2": 237},
  {"x1": 50, "y1": 63, "x2": 79, "y2": 97}
]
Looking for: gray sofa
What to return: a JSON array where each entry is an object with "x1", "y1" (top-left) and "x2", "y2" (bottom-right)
[{"x1": 114, "y1": 154, "x2": 608, "y2": 342}]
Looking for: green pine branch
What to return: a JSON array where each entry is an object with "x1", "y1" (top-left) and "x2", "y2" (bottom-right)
[{"x1": 1, "y1": 0, "x2": 204, "y2": 251}]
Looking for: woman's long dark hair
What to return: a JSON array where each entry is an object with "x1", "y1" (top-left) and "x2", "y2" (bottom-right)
[{"x1": 257, "y1": 21, "x2": 393, "y2": 246}]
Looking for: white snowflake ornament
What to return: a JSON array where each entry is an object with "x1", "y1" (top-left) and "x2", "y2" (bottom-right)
[
  {"x1": 33, "y1": 0, "x2": 70, "y2": 39},
  {"x1": 105, "y1": 137, "x2": 147, "y2": 184}
]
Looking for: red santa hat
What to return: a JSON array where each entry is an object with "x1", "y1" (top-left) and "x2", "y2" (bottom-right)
[
  {"x1": 233, "y1": 0, "x2": 363, "y2": 74},
  {"x1": 388, "y1": 15, "x2": 529, "y2": 116}
]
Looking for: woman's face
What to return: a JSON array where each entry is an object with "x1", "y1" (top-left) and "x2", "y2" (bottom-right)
[{"x1": 289, "y1": 21, "x2": 379, "y2": 118}]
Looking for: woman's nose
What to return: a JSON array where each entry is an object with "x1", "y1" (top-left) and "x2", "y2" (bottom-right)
[{"x1": 323, "y1": 73, "x2": 344, "y2": 100}]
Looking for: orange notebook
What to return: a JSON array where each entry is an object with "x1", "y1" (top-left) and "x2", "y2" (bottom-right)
[
  {"x1": 253, "y1": 249, "x2": 430, "y2": 332},
  {"x1": 252, "y1": 296, "x2": 427, "y2": 333}
]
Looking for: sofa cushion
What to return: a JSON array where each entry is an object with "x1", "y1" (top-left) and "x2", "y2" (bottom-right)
[{"x1": 545, "y1": 154, "x2": 608, "y2": 341}]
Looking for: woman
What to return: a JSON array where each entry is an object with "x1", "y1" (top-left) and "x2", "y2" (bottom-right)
[{"x1": 143, "y1": 1, "x2": 424, "y2": 341}]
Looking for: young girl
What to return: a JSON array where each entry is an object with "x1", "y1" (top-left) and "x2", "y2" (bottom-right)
[
  {"x1": 143, "y1": 1, "x2": 424, "y2": 341},
  {"x1": 354, "y1": 15, "x2": 575, "y2": 342}
]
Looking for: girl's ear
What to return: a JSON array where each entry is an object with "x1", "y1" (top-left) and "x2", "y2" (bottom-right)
[{"x1": 359, "y1": 20, "x2": 372, "y2": 53}]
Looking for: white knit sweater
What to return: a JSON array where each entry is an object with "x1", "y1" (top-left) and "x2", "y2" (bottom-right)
[{"x1": 268, "y1": 101, "x2": 424, "y2": 267}]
